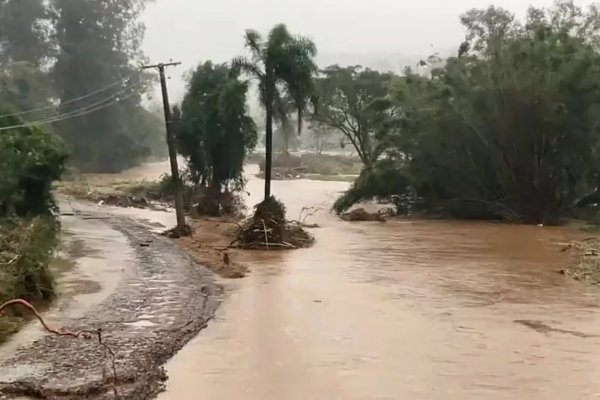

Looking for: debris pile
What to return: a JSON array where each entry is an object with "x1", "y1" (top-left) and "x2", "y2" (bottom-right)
[
  {"x1": 232, "y1": 196, "x2": 314, "y2": 250},
  {"x1": 341, "y1": 208, "x2": 386, "y2": 222}
]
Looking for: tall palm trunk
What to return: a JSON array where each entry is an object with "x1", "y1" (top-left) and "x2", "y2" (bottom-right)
[{"x1": 264, "y1": 76, "x2": 275, "y2": 200}]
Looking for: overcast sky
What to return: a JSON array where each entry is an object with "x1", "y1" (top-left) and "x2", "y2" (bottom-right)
[{"x1": 142, "y1": 0, "x2": 596, "y2": 100}]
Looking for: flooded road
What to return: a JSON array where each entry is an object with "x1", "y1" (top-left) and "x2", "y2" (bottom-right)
[
  {"x1": 0, "y1": 203, "x2": 129, "y2": 361},
  {"x1": 85, "y1": 162, "x2": 600, "y2": 399}
]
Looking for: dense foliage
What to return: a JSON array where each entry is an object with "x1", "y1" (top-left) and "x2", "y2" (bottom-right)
[
  {"x1": 0, "y1": 0, "x2": 164, "y2": 173},
  {"x1": 0, "y1": 112, "x2": 68, "y2": 217},
  {"x1": 335, "y1": 1, "x2": 600, "y2": 225},
  {"x1": 313, "y1": 65, "x2": 398, "y2": 168},
  {"x1": 52, "y1": 0, "x2": 159, "y2": 172},
  {"x1": 233, "y1": 24, "x2": 317, "y2": 199},
  {"x1": 0, "y1": 110, "x2": 67, "y2": 340},
  {"x1": 174, "y1": 61, "x2": 257, "y2": 190}
]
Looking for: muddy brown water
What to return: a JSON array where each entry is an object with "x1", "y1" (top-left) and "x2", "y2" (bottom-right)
[
  {"x1": 112, "y1": 161, "x2": 600, "y2": 400},
  {"x1": 11, "y1": 161, "x2": 600, "y2": 399}
]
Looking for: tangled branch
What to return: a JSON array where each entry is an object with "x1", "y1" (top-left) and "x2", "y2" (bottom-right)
[{"x1": 0, "y1": 299, "x2": 119, "y2": 398}]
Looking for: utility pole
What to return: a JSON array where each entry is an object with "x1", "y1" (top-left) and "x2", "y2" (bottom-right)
[{"x1": 142, "y1": 61, "x2": 187, "y2": 232}]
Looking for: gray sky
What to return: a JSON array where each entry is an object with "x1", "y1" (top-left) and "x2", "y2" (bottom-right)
[{"x1": 142, "y1": 0, "x2": 595, "y2": 100}]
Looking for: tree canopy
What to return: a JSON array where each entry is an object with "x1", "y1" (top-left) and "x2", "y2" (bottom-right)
[
  {"x1": 0, "y1": 0, "x2": 50, "y2": 66},
  {"x1": 0, "y1": 0, "x2": 164, "y2": 173},
  {"x1": 313, "y1": 65, "x2": 398, "y2": 168},
  {"x1": 174, "y1": 61, "x2": 257, "y2": 190},
  {"x1": 0, "y1": 110, "x2": 68, "y2": 217},
  {"x1": 233, "y1": 24, "x2": 317, "y2": 200},
  {"x1": 334, "y1": 1, "x2": 600, "y2": 225},
  {"x1": 52, "y1": 0, "x2": 158, "y2": 172}
]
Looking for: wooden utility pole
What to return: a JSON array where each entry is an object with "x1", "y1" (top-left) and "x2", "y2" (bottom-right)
[{"x1": 142, "y1": 62, "x2": 186, "y2": 231}]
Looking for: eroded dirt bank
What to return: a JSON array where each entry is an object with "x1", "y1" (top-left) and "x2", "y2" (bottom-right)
[{"x1": 0, "y1": 201, "x2": 220, "y2": 400}]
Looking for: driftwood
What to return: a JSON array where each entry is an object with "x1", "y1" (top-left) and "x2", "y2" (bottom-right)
[{"x1": 230, "y1": 197, "x2": 314, "y2": 250}]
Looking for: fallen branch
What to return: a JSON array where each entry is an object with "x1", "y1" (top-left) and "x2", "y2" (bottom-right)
[
  {"x1": 0, "y1": 299, "x2": 119, "y2": 398},
  {"x1": 0, "y1": 299, "x2": 95, "y2": 339},
  {"x1": 261, "y1": 219, "x2": 269, "y2": 250}
]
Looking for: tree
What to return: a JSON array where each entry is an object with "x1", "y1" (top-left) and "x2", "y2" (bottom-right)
[
  {"x1": 51, "y1": 0, "x2": 154, "y2": 172},
  {"x1": 174, "y1": 61, "x2": 257, "y2": 190},
  {"x1": 396, "y1": 2, "x2": 600, "y2": 223},
  {"x1": 233, "y1": 24, "x2": 317, "y2": 200},
  {"x1": 272, "y1": 95, "x2": 300, "y2": 154},
  {"x1": 0, "y1": 109, "x2": 68, "y2": 217},
  {"x1": 0, "y1": 0, "x2": 53, "y2": 115},
  {"x1": 0, "y1": 61, "x2": 53, "y2": 116},
  {"x1": 312, "y1": 65, "x2": 398, "y2": 168},
  {"x1": 333, "y1": 2, "x2": 600, "y2": 224},
  {"x1": 0, "y1": 0, "x2": 51, "y2": 66}
]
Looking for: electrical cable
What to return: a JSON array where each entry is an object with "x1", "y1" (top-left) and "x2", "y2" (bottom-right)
[
  {"x1": 0, "y1": 90, "x2": 139, "y2": 132},
  {"x1": 0, "y1": 78, "x2": 134, "y2": 118}
]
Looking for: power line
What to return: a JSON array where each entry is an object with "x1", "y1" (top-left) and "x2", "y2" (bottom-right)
[
  {"x1": 0, "y1": 80, "x2": 142, "y2": 131},
  {"x1": 0, "y1": 78, "x2": 133, "y2": 119},
  {"x1": 50, "y1": 81, "x2": 141, "y2": 119},
  {"x1": 0, "y1": 90, "x2": 139, "y2": 132}
]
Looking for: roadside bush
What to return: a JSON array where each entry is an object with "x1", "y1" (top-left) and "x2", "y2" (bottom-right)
[
  {"x1": 0, "y1": 112, "x2": 68, "y2": 217},
  {"x1": 0, "y1": 109, "x2": 66, "y2": 342}
]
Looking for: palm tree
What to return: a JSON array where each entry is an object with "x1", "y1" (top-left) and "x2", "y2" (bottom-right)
[{"x1": 233, "y1": 24, "x2": 317, "y2": 200}]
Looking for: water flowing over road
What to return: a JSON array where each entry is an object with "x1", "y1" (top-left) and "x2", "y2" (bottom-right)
[
  {"x1": 61, "y1": 162, "x2": 600, "y2": 399},
  {"x1": 121, "y1": 162, "x2": 599, "y2": 400}
]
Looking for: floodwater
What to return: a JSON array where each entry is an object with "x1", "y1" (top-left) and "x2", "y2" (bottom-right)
[
  {"x1": 18, "y1": 160, "x2": 600, "y2": 399},
  {"x1": 114, "y1": 161, "x2": 600, "y2": 400}
]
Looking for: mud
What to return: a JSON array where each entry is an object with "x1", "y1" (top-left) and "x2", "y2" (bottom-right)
[
  {"x1": 0, "y1": 203, "x2": 220, "y2": 400},
  {"x1": 178, "y1": 219, "x2": 249, "y2": 279}
]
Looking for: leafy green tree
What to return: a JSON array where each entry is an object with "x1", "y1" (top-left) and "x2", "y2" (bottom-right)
[
  {"x1": 174, "y1": 61, "x2": 257, "y2": 190},
  {"x1": 396, "y1": 2, "x2": 600, "y2": 223},
  {"x1": 51, "y1": 0, "x2": 154, "y2": 172},
  {"x1": 334, "y1": 2, "x2": 600, "y2": 224},
  {"x1": 312, "y1": 65, "x2": 398, "y2": 168},
  {"x1": 0, "y1": 110, "x2": 68, "y2": 217},
  {"x1": 233, "y1": 24, "x2": 317, "y2": 200}
]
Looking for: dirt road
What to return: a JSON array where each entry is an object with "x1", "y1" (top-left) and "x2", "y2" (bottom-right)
[{"x1": 0, "y1": 201, "x2": 219, "y2": 399}]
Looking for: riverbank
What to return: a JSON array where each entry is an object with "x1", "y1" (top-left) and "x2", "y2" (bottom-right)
[{"x1": 0, "y1": 203, "x2": 220, "y2": 399}]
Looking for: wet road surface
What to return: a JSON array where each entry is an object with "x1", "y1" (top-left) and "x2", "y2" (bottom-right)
[{"x1": 0, "y1": 203, "x2": 129, "y2": 361}]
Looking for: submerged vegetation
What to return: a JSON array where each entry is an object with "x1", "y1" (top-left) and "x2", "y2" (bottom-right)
[{"x1": 322, "y1": 1, "x2": 600, "y2": 225}]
